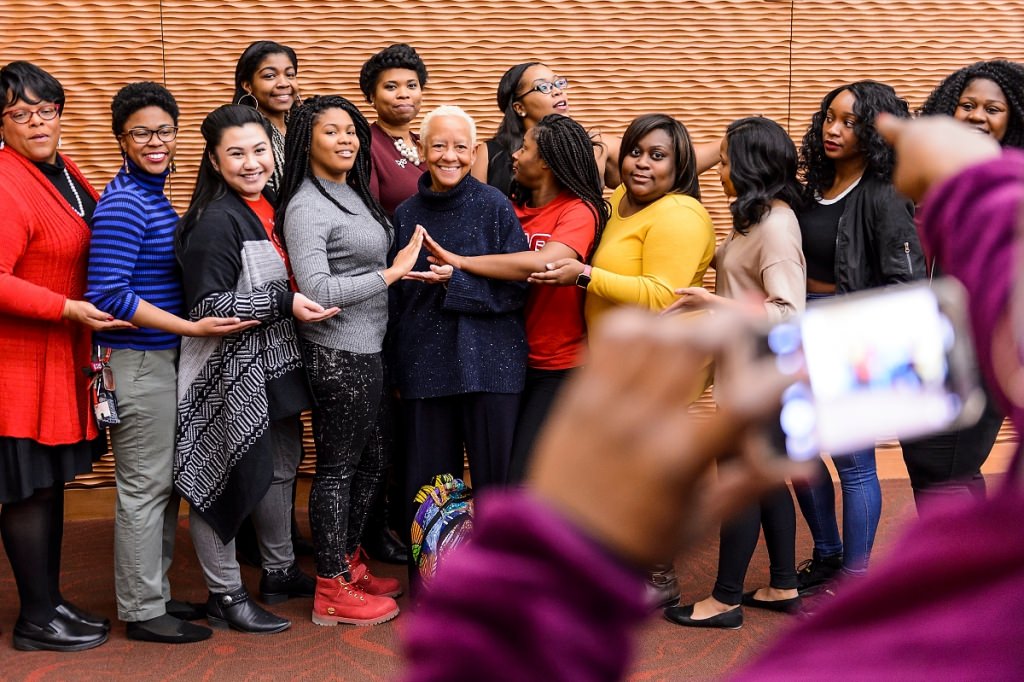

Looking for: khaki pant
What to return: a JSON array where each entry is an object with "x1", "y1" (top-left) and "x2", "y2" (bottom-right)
[{"x1": 107, "y1": 347, "x2": 180, "y2": 622}]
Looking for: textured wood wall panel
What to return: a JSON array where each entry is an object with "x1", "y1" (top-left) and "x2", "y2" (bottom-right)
[{"x1": 3, "y1": 1, "x2": 1020, "y2": 487}]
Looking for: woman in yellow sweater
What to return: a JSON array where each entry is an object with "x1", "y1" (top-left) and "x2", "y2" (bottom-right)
[
  {"x1": 529, "y1": 113, "x2": 715, "y2": 608},
  {"x1": 529, "y1": 113, "x2": 714, "y2": 327}
]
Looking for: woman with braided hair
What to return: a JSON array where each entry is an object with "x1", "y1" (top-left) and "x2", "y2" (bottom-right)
[
  {"x1": 423, "y1": 113, "x2": 607, "y2": 482},
  {"x1": 897, "y1": 60, "x2": 1024, "y2": 511},
  {"x1": 277, "y1": 95, "x2": 423, "y2": 626}
]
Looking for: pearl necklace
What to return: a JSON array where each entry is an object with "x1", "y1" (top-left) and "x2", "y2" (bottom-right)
[
  {"x1": 62, "y1": 166, "x2": 85, "y2": 217},
  {"x1": 393, "y1": 136, "x2": 421, "y2": 167}
]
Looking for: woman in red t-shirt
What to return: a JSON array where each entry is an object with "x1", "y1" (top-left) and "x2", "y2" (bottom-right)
[{"x1": 423, "y1": 113, "x2": 607, "y2": 482}]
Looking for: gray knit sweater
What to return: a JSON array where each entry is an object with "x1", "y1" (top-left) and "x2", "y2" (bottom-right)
[{"x1": 284, "y1": 178, "x2": 392, "y2": 353}]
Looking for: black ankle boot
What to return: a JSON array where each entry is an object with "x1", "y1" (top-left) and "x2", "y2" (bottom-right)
[
  {"x1": 362, "y1": 525, "x2": 409, "y2": 565},
  {"x1": 206, "y1": 587, "x2": 290, "y2": 634},
  {"x1": 259, "y1": 562, "x2": 316, "y2": 604}
]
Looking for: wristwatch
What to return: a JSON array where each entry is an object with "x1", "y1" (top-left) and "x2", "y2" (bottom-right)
[{"x1": 575, "y1": 265, "x2": 593, "y2": 290}]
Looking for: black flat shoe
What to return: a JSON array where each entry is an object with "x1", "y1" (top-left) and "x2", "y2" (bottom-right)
[
  {"x1": 742, "y1": 590, "x2": 803, "y2": 614},
  {"x1": 259, "y1": 562, "x2": 315, "y2": 604},
  {"x1": 664, "y1": 603, "x2": 743, "y2": 630},
  {"x1": 166, "y1": 598, "x2": 206, "y2": 621},
  {"x1": 13, "y1": 613, "x2": 108, "y2": 652},
  {"x1": 361, "y1": 526, "x2": 410, "y2": 565},
  {"x1": 127, "y1": 614, "x2": 213, "y2": 644},
  {"x1": 56, "y1": 602, "x2": 111, "y2": 632},
  {"x1": 206, "y1": 587, "x2": 290, "y2": 634}
]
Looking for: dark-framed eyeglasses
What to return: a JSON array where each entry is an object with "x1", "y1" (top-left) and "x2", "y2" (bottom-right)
[
  {"x1": 122, "y1": 126, "x2": 179, "y2": 144},
  {"x1": 514, "y1": 77, "x2": 569, "y2": 100},
  {"x1": 2, "y1": 104, "x2": 61, "y2": 124}
]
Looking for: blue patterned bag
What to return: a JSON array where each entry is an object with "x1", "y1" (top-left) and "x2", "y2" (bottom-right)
[{"x1": 410, "y1": 474, "x2": 474, "y2": 586}]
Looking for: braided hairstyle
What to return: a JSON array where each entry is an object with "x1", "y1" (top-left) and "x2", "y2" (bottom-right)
[
  {"x1": 510, "y1": 114, "x2": 609, "y2": 257},
  {"x1": 799, "y1": 80, "x2": 910, "y2": 200},
  {"x1": 276, "y1": 95, "x2": 390, "y2": 249},
  {"x1": 920, "y1": 60, "x2": 1024, "y2": 149},
  {"x1": 724, "y1": 117, "x2": 802, "y2": 235},
  {"x1": 492, "y1": 62, "x2": 541, "y2": 159}
]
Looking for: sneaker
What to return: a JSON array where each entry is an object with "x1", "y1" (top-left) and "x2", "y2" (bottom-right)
[
  {"x1": 312, "y1": 566, "x2": 400, "y2": 627},
  {"x1": 350, "y1": 547, "x2": 403, "y2": 598},
  {"x1": 796, "y1": 551, "x2": 843, "y2": 595}
]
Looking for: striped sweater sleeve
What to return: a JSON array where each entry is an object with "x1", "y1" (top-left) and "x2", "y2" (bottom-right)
[{"x1": 87, "y1": 187, "x2": 148, "y2": 320}]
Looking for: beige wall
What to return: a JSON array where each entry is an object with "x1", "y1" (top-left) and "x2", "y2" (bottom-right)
[{"x1": 3, "y1": 0, "x2": 1020, "y2": 485}]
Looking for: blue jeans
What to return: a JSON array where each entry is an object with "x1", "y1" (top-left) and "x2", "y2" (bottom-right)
[{"x1": 794, "y1": 448, "x2": 881, "y2": 575}]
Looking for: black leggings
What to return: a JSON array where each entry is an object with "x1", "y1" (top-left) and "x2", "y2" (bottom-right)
[
  {"x1": 304, "y1": 343, "x2": 388, "y2": 579},
  {"x1": 0, "y1": 483, "x2": 66, "y2": 623},
  {"x1": 711, "y1": 484, "x2": 798, "y2": 606},
  {"x1": 508, "y1": 367, "x2": 573, "y2": 484}
]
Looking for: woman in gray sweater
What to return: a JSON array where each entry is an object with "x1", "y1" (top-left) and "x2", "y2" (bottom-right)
[{"x1": 277, "y1": 95, "x2": 422, "y2": 627}]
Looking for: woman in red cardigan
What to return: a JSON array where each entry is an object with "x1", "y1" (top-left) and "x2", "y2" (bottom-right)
[{"x1": 0, "y1": 61, "x2": 132, "y2": 652}]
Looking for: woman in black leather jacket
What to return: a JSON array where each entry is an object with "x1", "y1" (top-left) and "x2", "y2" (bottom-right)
[{"x1": 792, "y1": 81, "x2": 925, "y2": 600}]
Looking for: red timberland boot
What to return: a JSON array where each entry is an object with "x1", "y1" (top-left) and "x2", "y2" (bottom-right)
[
  {"x1": 312, "y1": 566, "x2": 399, "y2": 627},
  {"x1": 349, "y1": 546, "x2": 403, "y2": 598}
]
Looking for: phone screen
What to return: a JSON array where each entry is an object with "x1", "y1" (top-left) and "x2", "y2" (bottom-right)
[{"x1": 769, "y1": 281, "x2": 981, "y2": 461}]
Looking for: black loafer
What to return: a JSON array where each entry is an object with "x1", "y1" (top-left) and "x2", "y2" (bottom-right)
[
  {"x1": 166, "y1": 598, "x2": 206, "y2": 621},
  {"x1": 56, "y1": 602, "x2": 111, "y2": 632},
  {"x1": 741, "y1": 590, "x2": 802, "y2": 614},
  {"x1": 259, "y1": 562, "x2": 315, "y2": 604},
  {"x1": 13, "y1": 613, "x2": 108, "y2": 652},
  {"x1": 127, "y1": 614, "x2": 213, "y2": 644},
  {"x1": 664, "y1": 603, "x2": 743, "y2": 630},
  {"x1": 207, "y1": 587, "x2": 290, "y2": 634}
]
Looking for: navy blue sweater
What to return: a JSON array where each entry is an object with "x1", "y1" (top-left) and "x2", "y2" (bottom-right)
[
  {"x1": 391, "y1": 173, "x2": 529, "y2": 399},
  {"x1": 87, "y1": 159, "x2": 183, "y2": 350}
]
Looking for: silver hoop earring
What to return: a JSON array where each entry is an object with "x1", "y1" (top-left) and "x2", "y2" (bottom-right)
[
  {"x1": 237, "y1": 92, "x2": 259, "y2": 111},
  {"x1": 0, "y1": 137, "x2": 4, "y2": 150}
]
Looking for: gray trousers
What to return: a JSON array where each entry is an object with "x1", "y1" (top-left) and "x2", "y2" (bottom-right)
[
  {"x1": 189, "y1": 415, "x2": 302, "y2": 594},
  {"x1": 108, "y1": 348, "x2": 180, "y2": 622}
]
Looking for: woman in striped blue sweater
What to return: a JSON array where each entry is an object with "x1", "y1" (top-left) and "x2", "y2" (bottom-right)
[{"x1": 86, "y1": 82, "x2": 254, "y2": 645}]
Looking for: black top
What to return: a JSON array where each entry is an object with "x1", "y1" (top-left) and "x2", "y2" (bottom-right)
[
  {"x1": 798, "y1": 195, "x2": 847, "y2": 284},
  {"x1": 34, "y1": 154, "x2": 97, "y2": 223},
  {"x1": 485, "y1": 138, "x2": 514, "y2": 197}
]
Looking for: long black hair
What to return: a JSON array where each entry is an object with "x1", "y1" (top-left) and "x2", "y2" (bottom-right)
[
  {"x1": 178, "y1": 105, "x2": 273, "y2": 246},
  {"x1": 619, "y1": 113, "x2": 701, "y2": 201},
  {"x1": 800, "y1": 80, "x2": 909, "y2": 199},
  {"x1": 491, "y1": 62, "x2": 540, "y2": 158},
  {"x1": 724, "y1": 117, "x2": 803, "y2": 235},
  {"x1": 275, "y1": 95, "x2": 390, "y2": 248},
  {"x1": 920, "y1": 60, "x2": 1024, "y2": 149},
  {"x1": 233, "y1": 40, "x2": 299, "y2": 106},
  {"x1": 510, "y1": 114, "x2": 609, "y2": 257}
]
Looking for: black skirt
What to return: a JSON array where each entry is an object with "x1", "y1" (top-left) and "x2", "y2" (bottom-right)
[{"x1": 0, "y1": 436, "x2": 100, "y2": 504}]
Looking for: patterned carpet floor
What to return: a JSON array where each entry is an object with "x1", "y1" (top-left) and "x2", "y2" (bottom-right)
[{"x1": 0, "y1": 479, "x2": 922, "y2": 680}]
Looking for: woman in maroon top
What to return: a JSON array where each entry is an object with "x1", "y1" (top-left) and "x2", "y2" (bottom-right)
[
  {"x1": 0, "y1": 61, "x2": 132, "y2": 652},
  {"x1": 360, "y1": 43, "x2": 429, "y2": 217}
]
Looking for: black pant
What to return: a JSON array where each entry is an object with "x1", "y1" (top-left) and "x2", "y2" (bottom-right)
[
  {"x1": 402, "y1": 392, "x2": 519, "y2": 527},
  {"x1": 508, "y1": 367, "x2": 573, "y2": 484},
  {"x1": 711, "y1": 484, "x2": 798, "y2": 605},
  {"x1": 900, "y1": 385, "x2": 1004, "y2": 511},
  {"x1": 304, "y1": 343, "x2": 387, "y2": 579}
]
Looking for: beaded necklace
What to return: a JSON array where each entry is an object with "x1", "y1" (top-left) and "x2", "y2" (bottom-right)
[
  {"x1": 393, "y1": 136, "x2": 421, "y2": 167},
  {"x1": 62, "y1": 166, "x2": 85, "y2": 217}
]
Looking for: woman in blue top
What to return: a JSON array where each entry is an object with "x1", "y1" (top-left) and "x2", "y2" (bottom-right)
[{"x1": 87, "y1": 82, "x2": 253, "y2": 645}]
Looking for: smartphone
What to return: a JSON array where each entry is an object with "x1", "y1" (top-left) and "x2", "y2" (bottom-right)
[{"x1": 765, "y1": 278, "x2": 985, "y2": 461}]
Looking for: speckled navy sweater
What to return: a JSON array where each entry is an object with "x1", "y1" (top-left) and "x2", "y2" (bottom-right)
[{"x1": 391, "y1": 173, "x2": 528, "y2": 399}]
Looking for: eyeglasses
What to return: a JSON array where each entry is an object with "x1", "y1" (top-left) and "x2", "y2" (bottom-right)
[
  {"x1": 515, "y1": 77, "x2": 569, "y2": 100},
  {"x1": 1, "y1": 104, "x2": 61, "y2": 124},
  {"x1": 121, "y1": 126, "x2": 179, "y2": 144}
]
